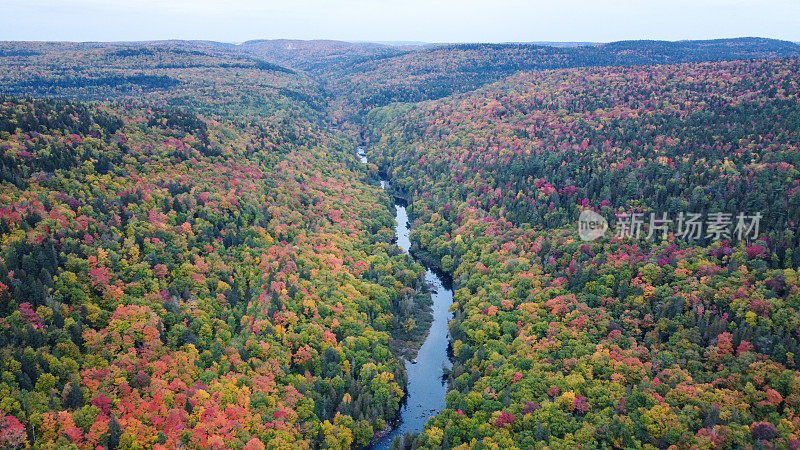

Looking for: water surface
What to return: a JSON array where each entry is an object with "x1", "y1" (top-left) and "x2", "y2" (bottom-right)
[{"x1": 357, "y1": 147, "x2": 453, "y2": 449}]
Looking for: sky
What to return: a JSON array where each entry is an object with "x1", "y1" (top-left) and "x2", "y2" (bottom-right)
[{"x1": 2, "y1": 0, "x2": 799, "y2": 44}]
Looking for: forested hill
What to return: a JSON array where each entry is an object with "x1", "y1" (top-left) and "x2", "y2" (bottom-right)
[
  {"x1": 240, "y1": 37, "x2": 800, "y2": 75},
  {"x1": 0, "y1": 40, "x2": 436, "y2": 448},
  {"x1": 0, "y1": 41, "x2": 322, "y2": 118},
  {"x1": 4, "y1": 37, "x2": 798, "y2": 122},
  {"x1": 364, "y1": 57, "x2": 800, "y2": 448},
  {"x1": 239, "y1": 37, "x2": 800, "y2": 115},
  {"x1": 237, "y1": 40, "x2": 413, "y2": 73}
]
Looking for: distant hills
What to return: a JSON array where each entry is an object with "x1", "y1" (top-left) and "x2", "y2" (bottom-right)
[
  {"x1": 238, "y1": 36, "x2": 800, "y2": 73},
  {"x1": 238, "y1": 39, "x2": 407, "y2": 73},
  {"x1": 238, "y1": 37, "x2": 800, "y2": 115},
  {"x1": 0, "y1": 41, "x2": 326, "y2": 118},
  {"x1": 1, "y1": 37, "x2": 798, "y2": 120}
]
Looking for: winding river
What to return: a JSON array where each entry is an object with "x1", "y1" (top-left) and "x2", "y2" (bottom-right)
[{"x1": 357, "y1": 147, "x2": 454, "y2": 449}]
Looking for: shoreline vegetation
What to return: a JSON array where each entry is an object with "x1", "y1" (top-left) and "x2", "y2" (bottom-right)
[{"x1": 360, "y1": 145, "x2": 455, "y2": 449}]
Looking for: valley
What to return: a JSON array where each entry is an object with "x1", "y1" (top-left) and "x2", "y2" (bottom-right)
[{"x1": 1, "y1": 37, "x2": 800, "y2": 449}]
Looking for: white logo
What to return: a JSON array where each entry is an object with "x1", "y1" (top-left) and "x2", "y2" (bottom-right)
[{"x1": 578, "y1": 210, "x2": 608, "y2": 242}]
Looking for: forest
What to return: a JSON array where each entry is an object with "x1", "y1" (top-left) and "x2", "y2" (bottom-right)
[
  {"x1": 364, "y1": 58, "x2": 800, "y2": 448},
  {"x1": 0, "y1": 36, "x2": 800, "y2": 449}
]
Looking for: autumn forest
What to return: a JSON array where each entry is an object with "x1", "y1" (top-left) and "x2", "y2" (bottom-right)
[{"x1": 1, "y1": 36, "x2": 800, "y2": 449}]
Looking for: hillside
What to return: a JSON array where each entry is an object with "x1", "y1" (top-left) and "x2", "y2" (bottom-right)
[
  {"x1": 364, "y1": 57, "x2": 800, "y2": 448},
  {"x1": 317, "y1": 37, "x2": 800, "y2": 117},
  {"x1": 4, "y1": 38, "x2": 798, "y2": 122},
  {"x1": 0, "y1": 41, "x2": 323, "y2": 118},
  {"x1": 0, "y1": 75, "x2": 430, "y2": 447},
  {"x1": 238, "y1": 39, "x2": 409, "y2": 73}
]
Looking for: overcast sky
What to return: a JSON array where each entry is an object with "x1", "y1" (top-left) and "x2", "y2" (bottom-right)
[{"x1": 2, "y1": 0, "x2": 799, "y2": 43}]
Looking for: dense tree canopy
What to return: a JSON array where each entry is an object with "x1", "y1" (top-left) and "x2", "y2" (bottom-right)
[
  {"x1": 0, "y1": 92, "x2": 429, "y2": 448},
  {"x1": 2, "y1": 38, "x2": 800, "y2": 449},
  {"x1": 366, "y1": 58, "x2": 800, "y2": 448}
]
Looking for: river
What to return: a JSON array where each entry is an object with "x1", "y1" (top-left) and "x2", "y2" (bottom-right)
[{"x1": 357, "y1": 146, "x2": 454, "y2": 449}]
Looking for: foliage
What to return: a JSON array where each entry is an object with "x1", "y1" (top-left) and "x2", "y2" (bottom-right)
[
  {"x1": 0, "y1": 94, "x2": 427, "y2": 448},
  {"x1": 365, "y1": 58, "x2": 800, "y2": 448}
]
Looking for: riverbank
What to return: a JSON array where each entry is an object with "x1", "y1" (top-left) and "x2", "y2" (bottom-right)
[{"x1": 357, "y1": 146, "x2": 455, "y2": 449}]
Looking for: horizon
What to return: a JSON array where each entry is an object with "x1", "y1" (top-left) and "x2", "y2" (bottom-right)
[
  {"x1": 3, "y1": 0, "x2": 800, "y2": 43},
  {"x1": 1, "y1": 36, "x2": 799, "y2": 46}
]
